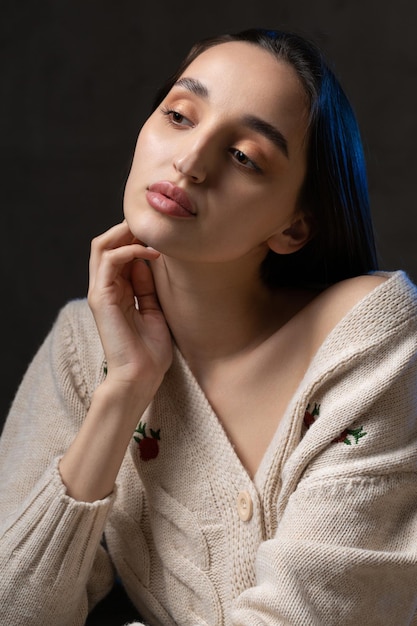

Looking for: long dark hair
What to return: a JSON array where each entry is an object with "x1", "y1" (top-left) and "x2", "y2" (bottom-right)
[{"x1": 152, "y1": 28, "x2": 379, "y2": 289}]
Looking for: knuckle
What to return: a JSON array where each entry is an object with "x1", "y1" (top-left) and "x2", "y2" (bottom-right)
[
  {"x1": 87, "y1": 289, "x2": 100, "y2": 310},
  {"x1": 101, "y1": 248, "x2": 114, "y2": 263},
  {"x1": 90, "y1": 233, "x2": 103, "y2": 249}
]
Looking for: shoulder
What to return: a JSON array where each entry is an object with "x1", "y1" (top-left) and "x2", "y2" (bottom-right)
[
  {"x1": 55, "y1": 297, "x2": 102, "y2": 353},
  {"x1": 305, "y1": 272, "x2": 414, "y2": 356},
  {"x1": 319, "y1": 273, "x2": 388, "y2": 316},
  {"x1": 49, "y1": 298, "x2": 104, "y2": 390},
  {"x1": 319, "y1": 270, "x2": 417, "y2": 321},
  {"x1": 54, "y1": 298, "x2": 99, "y2": 342}
]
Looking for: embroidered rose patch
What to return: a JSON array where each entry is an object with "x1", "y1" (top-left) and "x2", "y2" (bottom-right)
[
  {"x1": 333, "y1": 426, "x2": 367, "y2": 445},
  {"x1": 304, "y1": 402, "x2": 320, "y2": 428},
  {"x1": 134, "y1": 421, "x2": 161, "y2": 461},
  {"x1": 304, "y1": 403, "x2": 367, "y2": 445}
]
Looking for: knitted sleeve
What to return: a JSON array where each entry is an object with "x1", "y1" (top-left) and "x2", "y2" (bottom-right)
[
  {"x1": 0, "y1": 300, "x2": 116, "y2": 626},
  {"x1": 232, "y1": 311, "x2": 417, "y2": 625}
]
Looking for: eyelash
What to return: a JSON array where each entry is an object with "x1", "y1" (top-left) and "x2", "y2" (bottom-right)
[
  {"x1": 229, "y1": 149, "x2": 261, "y2": 173},
  {"x1": 159, "y1": 106, "x2": 262, "y2": 173},
  {"x1": 160, "y1": 107, "x2": 190, "y2": 126}
]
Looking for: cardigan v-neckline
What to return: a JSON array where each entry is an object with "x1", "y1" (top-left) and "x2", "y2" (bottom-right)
[{"x1": 165, "y1": 271, "x2": 412, "y2": 494}]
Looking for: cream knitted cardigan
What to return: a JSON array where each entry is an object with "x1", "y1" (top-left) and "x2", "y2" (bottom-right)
[{"x1": 1, "y1": 271, "x2": 417, "y2": 626}]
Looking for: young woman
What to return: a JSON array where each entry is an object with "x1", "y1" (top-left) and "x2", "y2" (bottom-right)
[{"x1": 1, "y1": 28, "x2": 417, "y2": 626}]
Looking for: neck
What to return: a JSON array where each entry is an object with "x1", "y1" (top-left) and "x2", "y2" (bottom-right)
[{"x1": 151, "y1": 254, "x2": 307, "y2": 371}]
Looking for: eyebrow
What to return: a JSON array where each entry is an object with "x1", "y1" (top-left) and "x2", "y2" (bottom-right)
[
  {"x1": 173, "y1": 77, "x2": 289, "y2": 158},
  {"x1": 175, "y1": 77, "x2": 209, "y2": 98},
  {"x1": 241, "y1": 115, "x2": 288, "y2": 158}
]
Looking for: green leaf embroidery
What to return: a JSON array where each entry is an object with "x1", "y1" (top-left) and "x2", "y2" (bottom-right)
[
  {"x1": 334, "y1": 425, "x2": 367, "y2": 445},
  {"x1": 304, "y1": 403, "x2": 368, "y2": 446}
]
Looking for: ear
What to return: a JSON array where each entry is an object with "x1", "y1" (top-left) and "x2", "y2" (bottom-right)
[{"x1": 267, "y1": 215, "x2": 312, "y2": 255}]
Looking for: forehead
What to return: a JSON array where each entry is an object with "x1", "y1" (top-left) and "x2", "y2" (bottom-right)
[{"x1": 177, "y1": 41, "x2": 309, "y2": 134}]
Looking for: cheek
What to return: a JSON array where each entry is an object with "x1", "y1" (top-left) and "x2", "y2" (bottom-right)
[{"x1": 135, "y1": 123, "x2": 171, "y2": 168}]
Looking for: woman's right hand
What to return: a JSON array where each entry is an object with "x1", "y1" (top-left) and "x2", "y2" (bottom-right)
[
  {"x1": 60, "y1": 220, "x2": 173, "y2": 501},
  {"x1": 88, "y1": 220, "x2": 173, "y2": 397}
]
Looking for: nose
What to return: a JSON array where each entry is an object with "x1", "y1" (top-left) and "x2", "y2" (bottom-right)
[{"x1": 173, "y1": 136, "x2": 211, "y2": 183}]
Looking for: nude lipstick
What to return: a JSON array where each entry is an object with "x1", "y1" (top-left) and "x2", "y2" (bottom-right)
[{"x1": 146, "y1": 181, "x2": 196, "y2": 218}]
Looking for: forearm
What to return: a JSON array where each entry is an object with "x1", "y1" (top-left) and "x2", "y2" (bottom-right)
[{"x1": 59, "y1": 378, "x2": 157, "y2": 502}]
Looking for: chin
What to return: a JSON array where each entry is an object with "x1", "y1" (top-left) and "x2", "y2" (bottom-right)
[{"x1": 123, "y1": 209, "x2": 164, "y2": 250}]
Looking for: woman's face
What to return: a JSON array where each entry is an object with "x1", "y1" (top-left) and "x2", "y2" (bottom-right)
[{"x1": 124, "y1": 41, "x2": 310, "y2": 265}]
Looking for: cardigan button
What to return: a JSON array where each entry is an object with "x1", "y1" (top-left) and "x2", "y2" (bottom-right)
[{"x1": 237, "y1": 491, "x2": 253, "y2": 521}]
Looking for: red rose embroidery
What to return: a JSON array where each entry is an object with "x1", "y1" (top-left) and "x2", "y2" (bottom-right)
[
  {"x1": 304, "y1": 402, "x2": 320, "y2": 429},
  {"x1": 133, "y1": 422, "x2": 161, "y2": 461},
  {"x1": 333, "y1": 428, "x2": 350, "y2": 443},
  {"x1": 304, "y1": 403, "x2": 367, "y2": 446}
]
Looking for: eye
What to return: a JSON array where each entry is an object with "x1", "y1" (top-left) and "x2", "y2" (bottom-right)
[
  {"x1": 160, "y1": 107, "x2": 193, "y2": 127},
  {"x1": 229, "y1": 148, "x2": 261, "y2": 172}
]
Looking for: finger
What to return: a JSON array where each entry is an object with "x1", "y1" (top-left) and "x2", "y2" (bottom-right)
[
  {"x1": 89, "y1": 222, "x2": 126, "y2": 282},
  {"x1": 89, "y1": 223, "x2": 159, "y2": 288},
  {"x1": 93, "y1": 220, "x2": 133, "y2": 250},
  {"x1": 94, "y1": 220, "x2": 150, "y2": 250},
  {"x1": 93, "y1": 244, "x2": 159, "y2": 290},
  {"x1": 130, "y1": 259, "x2": 162, "y2": 313}
]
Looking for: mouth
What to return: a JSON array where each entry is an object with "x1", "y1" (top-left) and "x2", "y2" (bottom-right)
[{"x1": 146, "y1": 181, "x2": 196, "y2": 218}]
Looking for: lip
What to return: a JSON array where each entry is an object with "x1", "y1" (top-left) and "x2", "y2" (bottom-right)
[{"x1": 146, "y1": 181, "x2": 196, "y2": 218}]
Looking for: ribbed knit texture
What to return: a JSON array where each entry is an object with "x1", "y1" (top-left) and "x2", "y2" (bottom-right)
[{"x1": 1, "y1": 271, "x2": 417, "y2": 625}]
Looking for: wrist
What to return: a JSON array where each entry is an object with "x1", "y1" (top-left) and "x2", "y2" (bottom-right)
[{"x1": 93, "y1": 374, "x2": 159, "y2": 426}]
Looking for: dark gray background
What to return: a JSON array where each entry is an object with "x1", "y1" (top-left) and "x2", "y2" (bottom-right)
[{"x1": 1, "y1": 0, "x2": 416, "y2": 429}]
